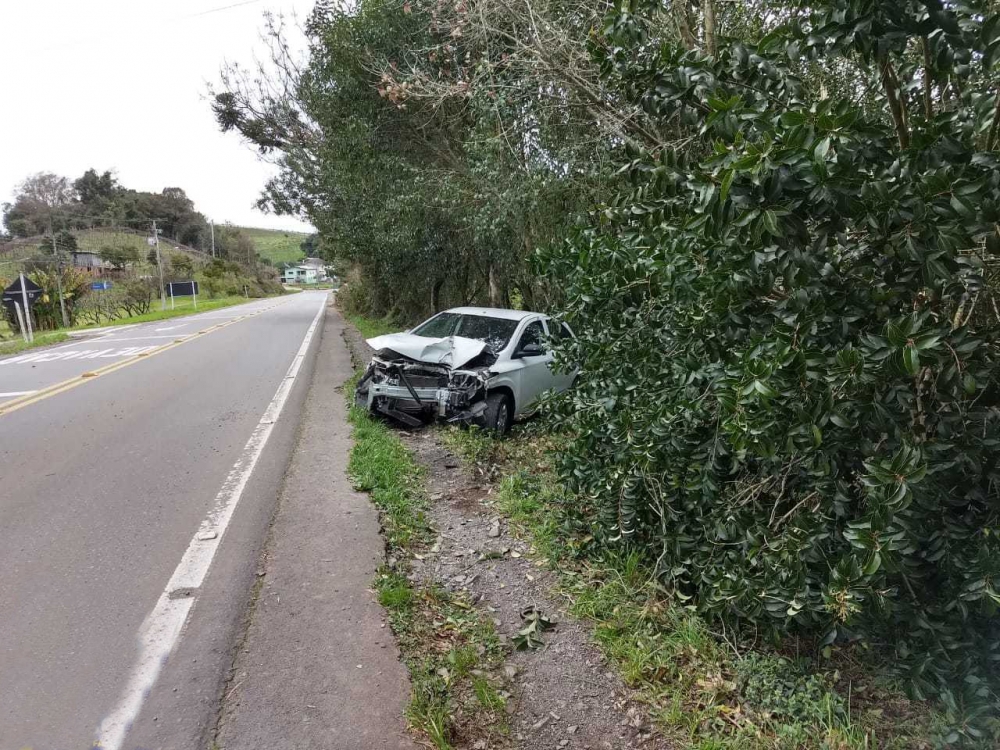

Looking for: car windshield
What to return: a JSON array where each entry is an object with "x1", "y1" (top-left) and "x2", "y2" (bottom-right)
[{"x1": 412, "y1": 313, "x2": 519, "y2": 353}]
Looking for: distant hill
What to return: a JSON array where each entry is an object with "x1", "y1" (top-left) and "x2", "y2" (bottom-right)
[
  {"x1": 237, "y1": 227, "x2": 311, "y2": 266},
  {"x1": 0, "y1": 228, "x2": 208, "y2": 264},
  {"x1": 1, "y1": 226, "x2": 312, "y2": 267}
]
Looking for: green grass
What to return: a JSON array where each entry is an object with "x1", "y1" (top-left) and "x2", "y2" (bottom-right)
[
  {"x1": 76, "y1": 229, "x2": 153, "y2": 255},
  {"x1": 440, "y1": 425, "x2": 945, "y2": 750},
  {"x1": 72, "y1": 295, "x2": 262, "y2": 330},
  {"x1": 0, "y1": 330, "x2": 69, "y2": 356},
  {"x1": 347, "y1": 398, "x2": 509, "y2": 748},
  {"x1": 237, "y1": 227, "x2": 310, "y2": 265},
  {"x1": 343, "y1": 312, "x2": 398, "y2": 339},
  {"x1": 348, "y1": 401, "x2": 432, "y2": 551}
]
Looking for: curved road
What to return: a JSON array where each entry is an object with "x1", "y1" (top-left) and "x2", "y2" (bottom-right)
[{"x1": 0, "y1": 291, "x2": 328, "y2": 749}]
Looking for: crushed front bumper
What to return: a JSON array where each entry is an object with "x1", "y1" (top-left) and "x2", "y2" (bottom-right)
[{"x1": 355, "y1": 356, "x2": 490, "y2": 428}]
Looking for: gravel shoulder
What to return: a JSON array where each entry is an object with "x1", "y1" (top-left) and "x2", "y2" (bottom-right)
[{"x1": 342, "y1": 320, "x2": 670, "y2": 750}]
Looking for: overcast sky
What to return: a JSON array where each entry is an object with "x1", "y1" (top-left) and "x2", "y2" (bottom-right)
[{"x1": 0, "y1": 0, "x2": 315, "y2": 232}]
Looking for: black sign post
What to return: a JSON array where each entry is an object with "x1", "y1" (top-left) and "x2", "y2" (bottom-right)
[{"x1": 2, "y1": 274, "x2": 43, "y2": 342}]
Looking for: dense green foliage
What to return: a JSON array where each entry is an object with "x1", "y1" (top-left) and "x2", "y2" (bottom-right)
[
  {"x1": 219, "y1": 0, "x2": 1000, "y2": 740},
  {"x1": 542, "y1": 0, "x2": 1000, "y2": 735},
  {"x1": 213, "y1": 0, "x2": 621, "y2": 319}
]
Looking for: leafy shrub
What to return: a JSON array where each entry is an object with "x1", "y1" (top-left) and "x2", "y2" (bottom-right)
[
  {"x1": 541, "y1": 0, "x2": 1000, "y2": 729},
  {"x1": 736, "y1": 653, "x2": 844, "y2": 730},
  {"x1": 73, "y1": 278, "x2": 155, "y2": 325},
  {"x1": 9, "y1": 266, "x2": 91, "y2": 330},
  {"x1": 74, "y1": 291, "x2": 114, "y2": 327}
]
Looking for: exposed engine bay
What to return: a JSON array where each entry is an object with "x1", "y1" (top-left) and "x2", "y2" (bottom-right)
[{"x1": 354, "y1": 334, "x2": 497, "y2": 427}]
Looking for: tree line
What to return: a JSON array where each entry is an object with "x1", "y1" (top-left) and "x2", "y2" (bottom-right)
[
  {"x1": 2, "y1": 170, "x2": 212, "y2": 250},
  {"x1": 214, "y1": 0, "x2": 1000, "y2": 742}
]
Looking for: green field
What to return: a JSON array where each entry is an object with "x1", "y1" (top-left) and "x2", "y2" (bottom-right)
[{"x1": 238, "y1": 227, "x2": 311, "y2": 265}]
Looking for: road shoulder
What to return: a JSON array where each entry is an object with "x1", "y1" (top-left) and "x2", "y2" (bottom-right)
[{"x1": 214, "y1": 304, "x2": 416, "y2": 750}]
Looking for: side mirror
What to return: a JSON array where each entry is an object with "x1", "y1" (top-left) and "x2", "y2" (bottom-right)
[{"x1": 514, "y1": 342, "x2": 544, "y2": 358}]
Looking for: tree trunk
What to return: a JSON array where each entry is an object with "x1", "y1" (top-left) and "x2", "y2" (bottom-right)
[
  {"x1": 519, "y1": 279, "x2": 536, "y2": 312},
  {"x1": 430, "y1": 277, "x2": 444, "y2": 315},
  {"x1": 880, "y1": 56, "x2": 910, "y2": 149},
  {"x1": 987, "y1": 90, "x2": 1000, "y2": 151},
  {"x1": 921, "y1": 36, "x2": 933, "y2": 120},
  {"x1": 488, "y1": 263, "x2": 503, "y2": 307},
  {"x1": 703, "y1": 0, "x2": 717, "y2": 57},
  {"x1": 672, "y1": 0, "x2": 696, "y2": 49}
]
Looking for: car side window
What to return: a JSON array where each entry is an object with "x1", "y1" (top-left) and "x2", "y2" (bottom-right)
[
  {"x1": 559, "y1": 322, "x2": 573, "y2": 340},
  {"x1": 516, "y1": 321, "x2": 546, "y2": 353}
]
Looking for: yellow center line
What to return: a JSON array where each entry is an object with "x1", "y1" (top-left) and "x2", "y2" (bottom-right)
[{"x1": 0, "y1": 300, "x2": 292, "y2": 419}]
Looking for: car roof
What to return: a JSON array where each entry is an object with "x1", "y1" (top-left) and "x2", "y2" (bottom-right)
[{"x1": 442, "y1": 307, "x2": 542, "y2": 321}]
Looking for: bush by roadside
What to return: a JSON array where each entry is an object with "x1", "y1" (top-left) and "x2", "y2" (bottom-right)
[{"x1": 441, "y1": 423, "x2": 960, "y2": 749}]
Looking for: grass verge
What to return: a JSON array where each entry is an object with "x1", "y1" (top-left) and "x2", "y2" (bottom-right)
[
  {"x1": 0, "y1": 330, "x2": 70, "y2": 356},
  {"x1": 441, "y1": 424, "x2": 948, "y2": 750},
  {"x1": 342, "y1": 312, "x2": 398, "y2": 340},
  {"x1": 73, "y1": 295, "x2": 275, "y2": 330},
  {"x1": 346, "y1": 396, "x2": 510, "y2": 749}
]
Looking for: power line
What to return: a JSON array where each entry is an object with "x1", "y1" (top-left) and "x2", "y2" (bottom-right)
[{"x1": 181, "y1": 0, "x2": 264, "y2": 20}]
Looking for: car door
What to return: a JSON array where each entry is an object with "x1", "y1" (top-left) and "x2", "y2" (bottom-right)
[
  {"x1": 509, "y1": 319, "x2": 553, "y2": 414},
  {"x1": 544, "y1": 319, "x2": 576, "y2": 392}
]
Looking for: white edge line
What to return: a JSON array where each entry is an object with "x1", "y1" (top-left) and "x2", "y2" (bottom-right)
[
  {"x1": 0, "y1": 390, "x2": 38, "y2": 397},
  {"x1": 94, "y1": 292, "x2": 328, "y2": 750}
]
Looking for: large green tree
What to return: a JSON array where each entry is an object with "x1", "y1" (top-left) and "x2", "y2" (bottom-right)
[
  {"x1": 3, "y1": 169, "x2": 211, "y2": 251},
  {"x1": 213, "y1": 0, "x2": 633, "y2": 318}
]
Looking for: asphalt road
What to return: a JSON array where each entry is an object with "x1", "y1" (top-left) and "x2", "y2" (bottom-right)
[{"x1": 0, "y1": 291, "x2": 329, "y2": 750}]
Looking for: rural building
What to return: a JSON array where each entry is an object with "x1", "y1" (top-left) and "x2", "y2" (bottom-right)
[
  {"x1": 281, "y1": 258, "x2": 328, "y2": 285},
  {"x1": 71, "y1": 251, "x2": 109, "y2": 271}
]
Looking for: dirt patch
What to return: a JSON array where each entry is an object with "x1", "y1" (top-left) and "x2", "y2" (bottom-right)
[
  {"x1": 404, "y1": 433, "x2": 667, "y2": 750},
  {"x1": 341, "y1": 317, "x2": 375, "y2": 366},
  {"x1": 341, "y1": 317, "x2": 670, "y2": 750}
]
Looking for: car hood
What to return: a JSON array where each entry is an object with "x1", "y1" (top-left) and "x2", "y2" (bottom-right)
[{"x1": 366, "y1": 333, "x2": 489, "y2": 369}]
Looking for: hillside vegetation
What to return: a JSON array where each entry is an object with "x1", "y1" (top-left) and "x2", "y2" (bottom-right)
[
  {"x1": 236, "y1": 226, "x2": 309, "y2": 265},
  {"x1": 7, "y1": 228, "x2": 205, "y2": 260}
]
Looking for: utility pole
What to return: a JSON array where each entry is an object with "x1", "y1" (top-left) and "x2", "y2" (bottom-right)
[
  {"x1": 50, "y1": 224, "x2": 69, "y2": 328},
  {"x1": 210, "y1": 220, "x2": 216, "y2": 258},
  {"x1": 152, "y1": 220, "x2": 166, "y2": 311}
]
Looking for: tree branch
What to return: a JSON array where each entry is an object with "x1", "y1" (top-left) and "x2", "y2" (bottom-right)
[
  {"x1": 673, "y1": 0, "x2": 696, "y2": 50},
  {"x1": 988, "y1": 90, "x2": 1000, "y2": 151},
  {"x1": 921, "y1": 36, "x2": 933, "y2": 120},
  {"x1": 880, "y1": 55, "x2": 910, "y2": 149}
]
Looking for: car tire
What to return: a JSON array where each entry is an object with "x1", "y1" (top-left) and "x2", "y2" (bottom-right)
[{"x1": 482, "y1": 392, "x2": 513, "y2": 435}]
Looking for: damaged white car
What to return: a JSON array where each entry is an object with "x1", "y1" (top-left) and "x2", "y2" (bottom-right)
[{"x1": 355, "y1": 307, "x2": 574, "y2": 433}]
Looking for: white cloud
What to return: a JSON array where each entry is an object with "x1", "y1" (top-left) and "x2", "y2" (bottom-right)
[{"x1": 0, "y1": 0, "x2": 315, "y2": 232}]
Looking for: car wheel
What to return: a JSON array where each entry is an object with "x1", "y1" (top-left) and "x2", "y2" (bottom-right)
[{"x1": 482, "y1": 392, "x2": 513, "y2": 435}]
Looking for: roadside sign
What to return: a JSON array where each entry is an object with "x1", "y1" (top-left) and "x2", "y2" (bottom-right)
[
  {"x1": 166, "y1": 281, "x2": 199, "y2": 296},
  {"x1": 166, "y1": 280, "x2": 199, "y2": 311},
  {"x1": 91, "y1": 280, "x2": 113, "y2": 291},
  {"x1": 2, "y1": 276, "x2": 42, "y2": 310},
  {"x1": 2, "y1": 274, "x2": 41, "y2": 343}
]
